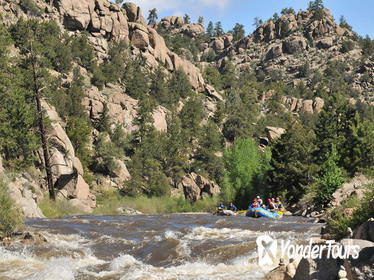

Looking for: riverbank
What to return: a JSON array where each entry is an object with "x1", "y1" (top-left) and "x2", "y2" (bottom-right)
[{"x1": 37, "y1": 191, "x2": 220, "y2": 218}]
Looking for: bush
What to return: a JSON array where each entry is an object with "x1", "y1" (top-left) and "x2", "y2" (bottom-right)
[
  {"x1": 20, "y1": 0, "x2": 42, "y2": 16},
  {"x1": 326, "y1": 184, "x2": 374, "y2": 239},
  {"x1": 38, "y1": 196, "x2": 84, "y2": 218},
  {"x1": 94, "y1": 190, "x2": 219, "y2": 214},
  {"x1": 340, "y1": 40, "x2": 355, "y2": 53},
  {"x1": 0, "y1": 179, "x2": 23, "y2": 236}
]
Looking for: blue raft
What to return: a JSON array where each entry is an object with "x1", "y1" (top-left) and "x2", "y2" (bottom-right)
[{"x1": 246, "y1": 207, "x2": 281, "y2": 218}]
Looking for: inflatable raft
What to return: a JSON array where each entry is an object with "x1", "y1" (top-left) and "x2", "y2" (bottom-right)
[{"x1": 246, "y1": 207, "x2": 282, "y2": 218}]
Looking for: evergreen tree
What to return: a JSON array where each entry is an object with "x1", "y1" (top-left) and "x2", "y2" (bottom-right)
[
  {"x1": 167, "y1": 69, "x2": 192, "y2": 103},
  {"x1": 125, "y1": 57, "x2": 149, "y2": 99},
  {"x1": 267, "y1": 121, "x2": 316, "y2": 203},
  {"x1": 207, "y1": 21, "x2": 214, "y2": 37},
  {"x1": 308, "y1": 0, "x2": 325, "y2": 20},
  {"x1": 147, "y1": 8, "x2": 158, "y2": 25},
  {"x1": 179, "y1": 96, "x2": 204, "y2": 140},
  {"x1": 193, "y1": 121, "x2": 224, "y2": 183},
  {"x1": 272, "y1": 13, "x2": 279, "y2": 21},
  {"x1": 183, "y1": 14, "x2": 191, "y2": 24},
  {"x1": 149, "y1": 67, "x2": 168, "y2": 105},
  {"x1": 253, "y1": 17, "x2": 263, "y2": 28},
  {"x1": 214, "y1": 21, "x2": 224, "y2": 36},
  {"x1": 198, "y1": 16, "x2": 204, "y2": 25},
  {"x1": 96, "y1": 103, "x2": 111, "y2": 133},
  {"x1": 231, "y1": 23, "x2": 245, "y2": 41},
  {"x1": 281, "y1": 8, "x2": 295, "y2": 15}
]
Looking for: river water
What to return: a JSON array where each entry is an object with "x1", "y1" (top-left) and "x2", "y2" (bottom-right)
[{"x1": 0, "y1": 214, "x2": 322, "y2": 280}]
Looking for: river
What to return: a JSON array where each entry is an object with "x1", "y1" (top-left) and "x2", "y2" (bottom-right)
[{"x1": 0, "y1": 214, "x2": 323, "y2": 280}]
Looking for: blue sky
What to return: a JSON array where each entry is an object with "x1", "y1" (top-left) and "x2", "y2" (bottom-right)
[{"x1": 126, "y1": 0, "x2": 374, "y2": 38}]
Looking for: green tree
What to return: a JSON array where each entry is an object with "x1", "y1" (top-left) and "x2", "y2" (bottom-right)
[
  {"x1": 214, "y1": 21, "x2": 224, "y2": 36},
  {"x1": 149, "y1": 66, "x2": 168, "y2": 105},
  {"x1": 207, "y1": 21, "x2": 214, "y2": 37},
  {"x1": 96, "y1": 103, "x2": 111, "y2": 133},
  {"x1": 167, "y1": 69, "x2": 192, "y2": 105},
  {"x1": 125, "y1": 57, "x2": 149, "y2": 99},
  {"x1": 281, "y1": 8, "x2": 295, "y2": 15},
  {"x1": 147, "y1": 8, "x2": 158, "y2": 25},
  {"x1": 184, "y1": 14, "x2": 191, "y2": 24},
  {"x1": 315, "y1": 145, "x2": 345, "y2": 206},
  {"x1": 267, "y1": 121, "x2": 316, "y2": 203},
  {"x1": 223, "y1": 138, "x2": 270, "y2": 208},
  {"x1": 193, "y1": 121, "x2": 224, "y2": 183},
  {"x1": 272, "y1": 13, "x2": 279, "y2": 21},
  {"x1": 179, "y1": 96, "x2": 204, "y2": 139},
  {"x1": 198, "y1": 16, "x2": 204, "y2": 25},
  {"x1": 231, "y1": 23, "x2": 245, "y2": 41},
  {"x1": 308, "y1": 0, "x2": 325, "y2": 20},
  {"x1": 339, "y1": 16, "x2": 352, "y2": 31},
  {"x1": 0, "y1": 180, "x2": 23, "y2": 236},
  {"x1": 253, "y1": 17, "x2": 263, "y2": 28}
]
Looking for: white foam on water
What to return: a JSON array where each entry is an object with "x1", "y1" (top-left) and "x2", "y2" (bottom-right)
[
  {"x1": 183, "y1": 227, "x2": 257, "y2": 241},
  {"x1": 107, "y1": 254, "x2": 269, "y2": 280},
  {"x1": 27, "y1": 257, "x2": 75, "y2": 280}
]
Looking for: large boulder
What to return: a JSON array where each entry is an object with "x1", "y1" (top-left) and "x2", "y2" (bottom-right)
[
  {"x1": 181, "y1": 173, "x2": 220, "y2": 201},
  {"x1": 55, "y1": 0, "x2": 94, "y2": 30},
  {"x1": 181, "y1": 174, "x2": 201, "y2": 202},
  {"x1": 152, "y1": 106, "x2": 168, "y2": 132},
  {"x1": 353, "y1": 222, "x2": 374, "y2": 242},
  {"x1": 181, "y1": 24, "x2": 205, "y2": 37},
  {"x1": 266, "y1": 126, "x2": 286, "y2": 141},
  {"x1": 123, "y1": 2, "x2": 145, "y2": 24},
  {"x1": 266, "y1": 44, "x2": 283, "y2": 60},
  {"x1": 7, "y1": 176, "x2": 45, "y2": 218},
  {"x1": 282, "y1": 36, "x2": 307, "y2": 54},
  {"x1": 159, "y1": 16, "x2": 184, "y2": 28},
  {"x1": 316, "y1": 37, "x2": 334, "y2": 49}
]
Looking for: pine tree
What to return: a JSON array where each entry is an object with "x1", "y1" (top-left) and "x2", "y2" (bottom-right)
[
  {"x1": 149, "y1": 67, "x2": 168, "y2": 105},
  {"x1": 267, "y1": 121, "x2": 316, "y2": 203},
  {"x1": 231, "y1": 23, "x2": 245, "y2": 41},
  {"x1": 198, "y1": 16, "x2": 204, "y2": 25},
  {"x1": 147, "y1": 8, "x2": 158, "y2": 25},
  {"x1": 214, "y1": 21, "x2": 224, "y2": 36},
  {"x1": 207, "y1": 21, "x2": 214, "y2": 37},
  {"x1": 183, "y1": 14, "x2": 191, "y2": 24}
]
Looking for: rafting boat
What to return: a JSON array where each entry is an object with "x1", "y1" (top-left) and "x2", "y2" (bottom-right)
[{"x1": 246, "y1": 207, "x2": 283, "y2": 218}]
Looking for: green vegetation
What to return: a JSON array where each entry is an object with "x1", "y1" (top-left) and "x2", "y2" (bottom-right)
[
  {"x1": 223, "y1": 139, "x2": 271, "y2": 208},
  {"x1": 38, "y1": 196, "x2": 85, "y2": 218},
  {"x1": 94, "y1": 191, "x2": 219, "y2": 214},
  {"x1": 0, "y1": 179, "x2": 23, "y2": 236},
  {"x1": 326, "y1": 184, "x2": 374, "y2": 239}
]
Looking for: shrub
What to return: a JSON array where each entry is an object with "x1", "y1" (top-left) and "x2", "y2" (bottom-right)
[
  {"x1": 340, "y1": 40, "x2": 355, "y2": 53},
  {"x1": 20, "y1": 0, "x2": 42, "y2": 16},
  {"x1": 0, "y1": 179, "x2": 23, "y2": 236}
]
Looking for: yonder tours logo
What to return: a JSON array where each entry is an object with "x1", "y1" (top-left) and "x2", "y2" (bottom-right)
[{"x1": 256, "y1": 235, "x2": 360, "y2": 266}]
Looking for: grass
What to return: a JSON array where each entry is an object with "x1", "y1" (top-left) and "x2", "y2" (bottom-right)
[
  {"x1": 94, "y1": 190, "x2": 220, "y2": 215},
  {"x1": 326, "y1": 183, "x2": 374, "y2": 239},
  {"x1": 38, "y1": 197, "x2": 85, "y2": 218},
  {"x1": 0, "y1": 178, "x2": 23, "y2": 237}
]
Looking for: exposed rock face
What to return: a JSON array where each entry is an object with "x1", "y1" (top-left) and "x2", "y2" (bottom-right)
[
  {"x1": 266, "y1": 44, "x2": 283, "y2": 60},
  {"x1": 152, "y1": 106, "x2": 168, "y2": 132},
  {"x1": 181, "y1": 23, "x2": 205, "y2": 37},
  {"x1": 159, "y1": 16, "x2": 184, "y2": 28},
  {"x1": 123, "y1": 2, "x2": 145, "y2": 24},
  {"x1": 317, "y1": 37, "x2": 334, "y2": 49},
  {"x1": 282, "y1": 36, "x2": 307, "y2": 54},
  {"x1": 282, "y1": 96, "x2": 325, "y2": 114},
  {"x1": 293, "y1": 252, "x2": 339, "y2": 280},
  {"x1": 265, "y1": 126, "x2": 286, "y2": 141},
  {"x1": 7, "y1": 176, "x2": 45, "y2": 218},
  {"x1": 181, "y1": 173, "x2": 220, "y2": 202},
  {"x1": 353, "y1": 222, "x2": 374, "y2": 242},
  {"x1": 331, "y1": 174, "x2": 373, "y2": 207},
  {"x1": 42, "y1": 101, "x2": 96, "y2": 210},
  {"x1": 55, "y1": 0, "x2": 129, "y2": 40}
]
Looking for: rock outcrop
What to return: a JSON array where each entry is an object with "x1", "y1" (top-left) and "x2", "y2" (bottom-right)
[
  {"x1": 282, "y1": 96, "x2": 325, "y2": 114},
  {"x1": 181, "y1": 173, "x2": 220, "y2": 202},
  {"x1": 265, "y1": 126, "x2": 286, "y2": 141}
]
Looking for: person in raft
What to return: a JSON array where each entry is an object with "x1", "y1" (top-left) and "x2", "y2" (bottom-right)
[
  {"x1": 256, "y1": 196, "x2": 264, "y2": 207},
  {"x1": 250, "y1": 198, "x2": 259, "y2": 208},
  {"x1": 275, "y1": 197, "x2": 284, "y2": 211},
  {"x1": 227, "y1": 202, "x2": 238, "y2": 212},
  {"x1": 267, "y1": 198, "x2": 278, "y2": 212}
]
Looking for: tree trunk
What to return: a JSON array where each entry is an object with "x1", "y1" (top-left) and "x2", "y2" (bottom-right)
[{"x1": 30, "y1": 49, "x2": 56, "y2": 200}]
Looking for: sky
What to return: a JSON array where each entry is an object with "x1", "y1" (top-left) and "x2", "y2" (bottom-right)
[{"x1": 125, "y1": 0, "x2": 374, "y2": 38}]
